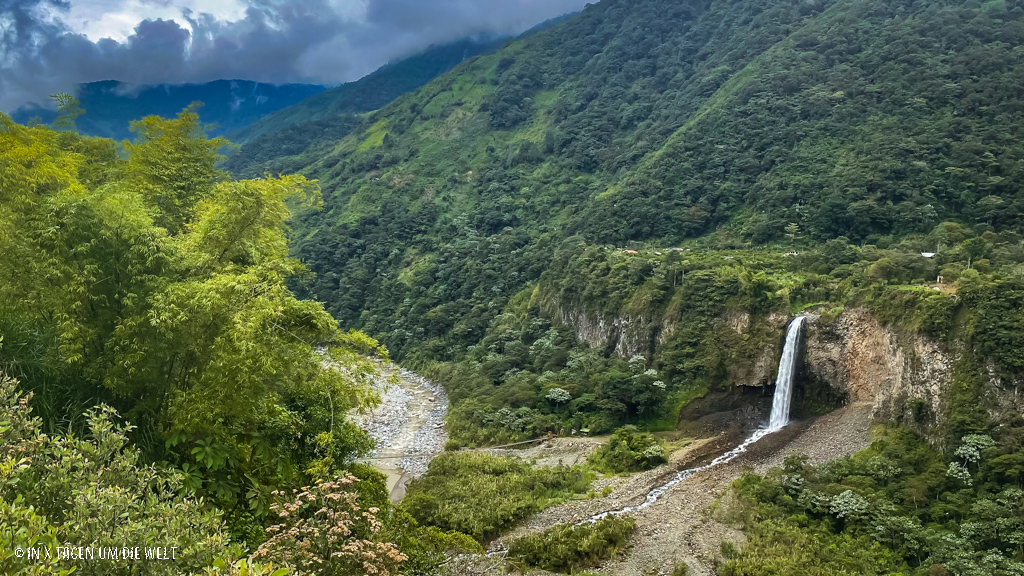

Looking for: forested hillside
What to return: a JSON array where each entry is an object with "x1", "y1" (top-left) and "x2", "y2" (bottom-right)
[
  {"x1": 226, "y1": 19, "x2": 579, "y2": 179},
  {"x1": 225, "y1": 0, "x2": 1024, "y2": 440},
  {"x1": 228, "y1": 37, "x2": 509, "y2": 146}
]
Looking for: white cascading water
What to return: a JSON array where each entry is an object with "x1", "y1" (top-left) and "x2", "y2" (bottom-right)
[
  {"x1": 767, "y1": 315, "x2": 805, "y2": 432},
  {"x1": 586, "y1": 316, "x2": 807, "y2": 523}
]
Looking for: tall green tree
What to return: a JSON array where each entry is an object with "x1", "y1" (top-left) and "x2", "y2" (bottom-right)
[
  {"x1": 0, "y1": 111, "x2": 383, "y2": 517},
  {"x1": 50, "y1": 92, "x2": 84, "y2": 133},
  {"x1": 122, "y1": 105, "x2": 228, "y2": 234}
]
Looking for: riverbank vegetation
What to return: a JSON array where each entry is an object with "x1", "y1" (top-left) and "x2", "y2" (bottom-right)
[
  {"x1": 722, "y1": 418, "x2": 1024, "y2": 575},
  {"x1": 588, "y1": 426, "x2": 667, "y2": 473},
  {"x1": 401, "y1": 452, "x2": 592, "y2": 542},
  {"x1": 507, "y1": 517, "x2": 636, "y2": 573}
]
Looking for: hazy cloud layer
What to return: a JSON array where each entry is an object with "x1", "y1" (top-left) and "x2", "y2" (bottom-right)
[{"x1": 1, "y1": 0, "x2": 587, "y2": 112}]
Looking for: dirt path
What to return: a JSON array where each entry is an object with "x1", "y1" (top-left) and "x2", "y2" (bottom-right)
[
  {"x1": 350, "y1": 366, "x2": 448, "y2": 503},
  {"x1": 488, "y1": 403, "x2": 875, "y2": 576}
]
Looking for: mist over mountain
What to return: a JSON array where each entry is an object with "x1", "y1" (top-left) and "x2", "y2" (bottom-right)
[{"x1": 8, "y1": 34, "x2": 523, "y2": 145}]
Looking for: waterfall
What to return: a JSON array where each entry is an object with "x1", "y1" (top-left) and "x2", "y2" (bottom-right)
[
  {"x1": 585, "y1": 316, "x2": 808, "y2": 523},
  {"x1": 767, "y1": 316, "x2": 805, "y2": 432}
]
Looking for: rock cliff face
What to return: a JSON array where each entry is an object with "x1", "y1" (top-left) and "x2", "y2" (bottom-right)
[
  {"x1": 727, "y1": 345, "x2": 777, "y2": 388},
  {"x1": 551, "y1": 296, "x2": 1019, "y2": 430},
  {"x1": 555, "y1": 304, "x2": 651, "y2": 358},
  {"x1": 804, "y1": 308, "x2": 954, "y2": 425},
  {"x1": 552, "y1": 301, "x2": 790, "y2": 386},
  {"x1": 721, "y1": 310, "x2": 788, "y2": 388},
  {"x1": 983, "y1": 362, "x2": 1024, "y2": 420},
  {"x1": 739, "y1": 308, "x2": 1023, "y2": 430}
]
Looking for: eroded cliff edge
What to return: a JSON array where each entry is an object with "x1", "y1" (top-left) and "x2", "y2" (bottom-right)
[
  {"x1": 804, "y1": 308, "x2": 953, "y2": 426},
  {"x1": 548, "y1": 296, "x2": 1023, "y2": 434}
]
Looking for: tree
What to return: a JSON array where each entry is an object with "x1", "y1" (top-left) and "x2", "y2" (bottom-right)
[
  {"x1": 0, "y1": 113, "x2": 386, "y2": 519},
  {"x1": 50, "y1": 93, "x2": 84, "y2": 132},
  {"x1": 121, "y1": 105, "x2": 228, "y2": 234},
  {"x1": 785, "y1": 222, "x2": 801, "y2": 241}
]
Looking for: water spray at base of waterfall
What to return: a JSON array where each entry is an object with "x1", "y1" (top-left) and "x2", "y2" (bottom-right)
[{"x1": 587, "y1": 316, "x2": 807, "y2": 523}]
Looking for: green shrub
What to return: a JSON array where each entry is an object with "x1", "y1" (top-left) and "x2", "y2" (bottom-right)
[
  {"x1": 0, "y1": 375, "x2": 234, "y2": 576},
  {"x1": 507, "y1": 517, "x2": 636, "y2": 573},
  {"x1": 868, "y1": 286, "x2": 955, "y2": 339},
  {"x1": 401, "y1": 452, "x2": 591, "y2": 542},
  {"x1": 588, "y1": 426, "x2": 667, "y2": 473},
  {"x1": 721, "y1": 424, "x2": 1024, "y2": 576}
]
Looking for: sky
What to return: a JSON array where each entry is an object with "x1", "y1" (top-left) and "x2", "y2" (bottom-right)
[{"x1": 0, "y1": 0, "x2": 589, "y2": 112}]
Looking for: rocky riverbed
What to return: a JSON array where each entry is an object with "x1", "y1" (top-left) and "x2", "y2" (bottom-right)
[
  {"x1": 350, "y1": 365, "x2": 448, "y2": 502},
  {"x1": 350, "y1": 362, "x2": 874, "y2": 574}
]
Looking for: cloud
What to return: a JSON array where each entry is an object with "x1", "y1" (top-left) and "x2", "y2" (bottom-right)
[
  {"x1": 65, "y1": 0, "x2": 247, "y2": 41},
  {"x1": 1, "y1": 0, "x2": 588, "y2": 112}
]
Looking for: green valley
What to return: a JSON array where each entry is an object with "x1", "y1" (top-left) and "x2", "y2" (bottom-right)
[{"x1": 2, "y1": 0, "x2": 1024, "y2": 574}]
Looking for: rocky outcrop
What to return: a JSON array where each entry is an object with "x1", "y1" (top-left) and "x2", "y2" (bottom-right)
[
  {"x1": 727, "y1": 344, "x2": 778, "y2": 388},
  {"x1": 556, "y1": 305, "x2": 651, "y2": 358},
  {"x1": 983, "y1": 361, "x2": 1024, "y2": 420},
  {"x1": 722, "y1": 311, "x2": 791, "y2": 387},
  {"x1": 804, "y1": 308, "x2": 953, "y2": 425},
  {"x1": 722, "y1": 310, "x2": 751, "y2": 335}
]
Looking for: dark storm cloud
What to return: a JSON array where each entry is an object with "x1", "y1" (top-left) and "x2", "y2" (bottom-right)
[
  {"x1": 0, "y1": 0, "x2": 589, "y2": 112},
  {"x1": 305, "y1": 0, "x2": 586, "y2": 78}
]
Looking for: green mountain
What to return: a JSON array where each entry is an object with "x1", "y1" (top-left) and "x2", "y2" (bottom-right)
[
  {"x1": 251, "y1": 3, "x2": 1024, "y2": 568},
  {"x1": 233, "y1": 0, "x2": 1024, "y2": 444},
  {"x1": 10, "y1": 80, "x2": 326, "y2": 141},
  {"x1": 229, "y1": 37, "x2": 510, "y2": 146},
  {"x1": 257, "y1": 0, "x2": 1020, "y2": 336}
]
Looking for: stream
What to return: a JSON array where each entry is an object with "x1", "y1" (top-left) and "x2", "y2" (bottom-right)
[{"x1": 588, "y1": 316, "x2": 807, "y2": 522}]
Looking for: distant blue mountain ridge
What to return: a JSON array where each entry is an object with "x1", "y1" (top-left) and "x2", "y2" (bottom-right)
[
  {"x1": 11, "y1": 80, "x2": 327, "y2": 142},
  {"x1": 9, "y1": 14, "x2": 575, "y2": 144}
]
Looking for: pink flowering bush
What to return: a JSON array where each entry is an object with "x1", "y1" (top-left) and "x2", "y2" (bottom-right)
[{"x1": 253, "y1": 475, "x2": 407, "y2": 576}]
